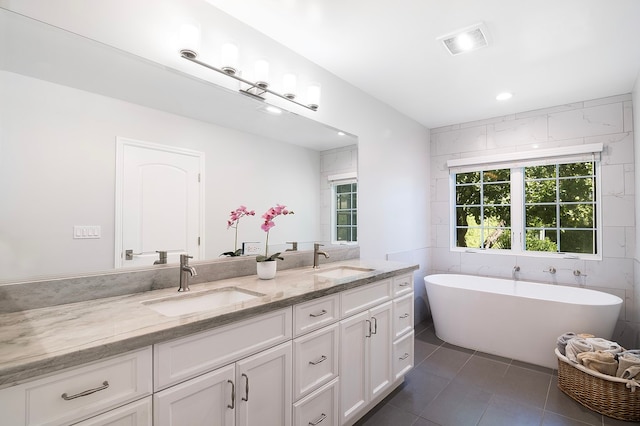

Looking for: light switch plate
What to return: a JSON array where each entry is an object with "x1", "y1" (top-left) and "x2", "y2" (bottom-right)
[
  {"x1": 242, "y1": 241, "x2": 262, "y2": 255},
  {"x1": 74, "y1": 225, "x2": 101, "y2": 239}
]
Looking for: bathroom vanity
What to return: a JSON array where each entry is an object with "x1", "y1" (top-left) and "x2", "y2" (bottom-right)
[{"x1": 0, "y1": 259, "x2": 417, "y2": 426}]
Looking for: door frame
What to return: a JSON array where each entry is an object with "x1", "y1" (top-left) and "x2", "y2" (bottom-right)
[{"x1": 114, "y1": 136, "x2": 205, "y2": 268}]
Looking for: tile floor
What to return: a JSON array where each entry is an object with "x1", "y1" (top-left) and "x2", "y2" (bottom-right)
[{"x1": 355, "y1": 320, "x2": 633, "y2": 426}]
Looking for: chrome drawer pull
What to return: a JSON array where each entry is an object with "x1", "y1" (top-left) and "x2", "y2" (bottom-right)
[
  {"x1": 227, "y1": 380, "x2": 235, "y2": 409},
  {"x1": 371, "y1": 316, "x2": 378, "y2": 335},
  {"x1": 241, "y1": 373, "x2": 249, "y2": 402},
  {"x1": 399, "y1": 353, "x2": 410, "y2": 360},
  {"x1": 309, "y1": 355, "x2": 327, "y2": 366},
  {"x1": 309, "y1": 309, "x2": 327, "y2": 318},
  {"x1": 61, "y1": 381, "x2": 109, "y2": 400},
  {"x1": 399, "y1": 313, "x2": 409, "y2": 319},
  {"x1": 309, "y1": 413, "x2": 327, "y2": 425},
  {"x1": 365, "y1": 319, "x2": 372, "y2": 338},
  {"x1": 399, "y1": 282, "x2": 409, "y2": 287}
]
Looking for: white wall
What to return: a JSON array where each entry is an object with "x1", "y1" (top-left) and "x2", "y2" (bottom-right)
[
  {"x1": 633, "y1": 71, "x2": 640, "y2": 341},
  {"x1": 0, "y1": 71, "x2": 321, "y2": 281},
  {"x1": 430, "y1": 94, "x2": 637, "y2": 346}
]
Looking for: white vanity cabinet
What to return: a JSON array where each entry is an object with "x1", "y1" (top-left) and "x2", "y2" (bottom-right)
[
  {"x1": 339, "y1": 274, "x2": 415, "y2": 426},
  {"x1": 0, "y1": 347, "x2": 152, "y2": 426},
  {"x1": 339, "y1": 300, "x2": 393, "y2": 425},
  {"x1": 153, "y1": 307, "x2": 293, "y2": 426}
]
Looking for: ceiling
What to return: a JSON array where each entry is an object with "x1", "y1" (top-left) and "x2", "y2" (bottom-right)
[
  {"x1": 3, "y1": 0, "x2": 640, "y2": 130},
  {"x1": 207, "y1": 0, "x2": 640, "y2": 128}
]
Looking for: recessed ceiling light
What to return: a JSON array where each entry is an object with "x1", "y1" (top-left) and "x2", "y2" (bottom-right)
[
  {"x1": 496, "y1": 92, "x2": 513, "y2": 101},
  {"x1": 437, "y1": 23, "x2": 489, "y2": 56},
  {"x1": 338, "y1": 131, "x2": 346, "y2": 136}
]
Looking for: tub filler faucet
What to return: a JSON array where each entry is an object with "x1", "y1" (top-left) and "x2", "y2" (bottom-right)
[
  {"x1": 179, "y1": 254, "x2": 197, "y2": 292},
  {"x1": 512, "y1": 265, "x2": 520, "y2": 280}
]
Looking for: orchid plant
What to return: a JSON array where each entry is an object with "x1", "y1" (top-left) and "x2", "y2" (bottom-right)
[
  {"x1": 221, "y1": 205, "x2": 255, "y2": 257},
  {"x1": 257, "y1": 204, "x2": 294, "y2": 262}
]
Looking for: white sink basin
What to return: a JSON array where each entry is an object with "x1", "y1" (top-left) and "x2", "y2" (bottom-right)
[
  {"x1": 314, "y1": 266, "x2": 374, "y2": 279},
  {"x1": 142, "y1": 287, "x2": 265, "y2": 317}
]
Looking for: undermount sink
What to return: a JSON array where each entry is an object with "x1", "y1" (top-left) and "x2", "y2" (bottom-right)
[
  {"x1": 314, "y1": 266, "x2": 375, "y2": 279},
  {"x1": 142, "y1": 287, "x2": 265, "y2": 317}
]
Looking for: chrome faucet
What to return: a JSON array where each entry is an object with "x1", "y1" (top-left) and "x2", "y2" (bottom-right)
[
  {"x1": 154, "y1": 250, "x2": 168, "y2": 265},
  {"x1": 512, "y1": 265, "x2": 520, "y2": 280},
  {"x1": 313, "y1": 243, "x2": 329, "y2": 269},
  {"x1": 179, "y1": 254, "x2": 197, "y2": 292}
]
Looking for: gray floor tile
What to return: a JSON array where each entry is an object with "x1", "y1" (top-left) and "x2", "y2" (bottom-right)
[
  {"x1": 454, "y1": 354, "x2": 510, "y2": 392},
  {"x1": 353, "y1": 402, "x2": 419, "y2": 426},
  {"x1": 387, "y1": 365, "x2": 450, "y2": 416},
  {"x1": 419, "y1": 345, "x2": 473, "y2": 380},
  {"x1": 603, "y1": 413, "x2": 640, "y2": 425},
  {"x1": 541, "y1": 411, "x2": 600, "y2": 425},
  {"x1": 419, "y1": 380, "x2": 492, "y2": 426},
  {"x1": 415, "y1": 329, "x2": 444, "y2": 348},
  {"x1": 477, "y1": 395, "x2": 543, "y2": 426},
  {"x1": 414, "y1": 338, "x2": 440, "y2": 365},
  {"x1": 512, "y1": 358, "x2": 555, "y2": 375},
  {"x1": 492, "y1": 364, "x2": 553, "y2": 409},
  {"x1": 412, "y1": 418, "x2": 442, "y2": 426},
  {"x1": 473, "y1": 350, "x2": 512, "y2": 365},
  {"x1": 544, "y1": 382, "x2": 603, "y2": 425}
]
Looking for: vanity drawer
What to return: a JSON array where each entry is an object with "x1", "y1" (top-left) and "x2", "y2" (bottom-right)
[
  {"x1": 0, "y1": 347, "x2": 152, "y2": 426},
  {"x1": 393, "y1": 292, "x2": 414, "y2": 339},
  {"x1": 340, "y1": 279, "x2": 392, "y2": 318},
  {"x1": 154, "y1": 307, "x2": 292, "y2": 391},
  {"x1": 393, "y1": 330, "x2": 414, "y2": 380},
  {"x1": 392, "y1": 273, "x2": 413, "y2": 297},
  {"x1": 72, "y1": 396, "x2": 152, "y2": 425},
  {"x1": 293, "y1": 294, "x2": 340, "y2": 337},
  {"x1": 293, "y1": 322, "x2": 339, "y2": 400},
  {"x1": 293, "y1": 378, "x2": 339, "y2": 426}
]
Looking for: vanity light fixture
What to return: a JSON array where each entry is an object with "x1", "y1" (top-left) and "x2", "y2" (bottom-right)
[
  {"x1": 179, "y1": 40, "x2": 320, "y2": 111},
  {"x1": 437, "y1": 22, "x2": 489, "y2": 56}
]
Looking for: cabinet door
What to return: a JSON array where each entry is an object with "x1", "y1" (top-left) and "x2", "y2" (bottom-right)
[
  {"x1": 369, "y1": 301, "x2": 393, "y2": 401},
  {"x1": 236, "y1": 341, "x2": 292, "y2": 426},
  {"x1": 154, "y1": 364, "x2": 235, "y2": 426},
  {"x1": 339, "y1": 310, "x2": 369, "y2": 425}
]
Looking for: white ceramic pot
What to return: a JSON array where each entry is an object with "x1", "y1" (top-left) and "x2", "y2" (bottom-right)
[{"x1": 256, "y1": 260, "x2": 277, "y2": 280}]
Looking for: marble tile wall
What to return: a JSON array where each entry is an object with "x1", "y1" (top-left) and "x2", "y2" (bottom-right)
[{"x1": 429, "y1": 94, "x2": 637, "y2": 347}]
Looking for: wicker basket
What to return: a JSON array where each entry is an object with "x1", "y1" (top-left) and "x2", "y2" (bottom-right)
[{"x1": 556, "y1": 349, "x2": 640, "y2": 422}]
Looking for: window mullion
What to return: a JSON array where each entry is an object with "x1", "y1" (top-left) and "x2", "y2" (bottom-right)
[{"x1": 511, "y1": 167, "x2": 524, "y2": 254}]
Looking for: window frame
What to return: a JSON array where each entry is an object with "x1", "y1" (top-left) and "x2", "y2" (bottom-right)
[
  {"x1": 448, "y1": 144, "x2": 602, "y2": 260},
  {"x1": 330, "y1": 178, "x2": 358, "y2": 244}
]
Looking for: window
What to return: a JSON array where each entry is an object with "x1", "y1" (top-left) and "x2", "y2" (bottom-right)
[
  {"x1": 524, "y1": 162, "x2": 597, "y2": 254},
  {"x1": 449, "y1": 144, "x2": 602, "y2": 258},
  {"x1": 334, "y1": 182, "x2": 357, "y2": 242},
  {"x1": 455, "y1": 169, "x2": 511, "y2": 249}
]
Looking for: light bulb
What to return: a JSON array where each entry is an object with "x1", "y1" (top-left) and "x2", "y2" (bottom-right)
[
  {"x1": 307, "y1": 83, "x2": 321, "y2": 110},
  {"x1": 254, "y1": 60, "x2": 269, "y2": 88},
  {"x1": 178, "y1": 23, "x2": 200, "y2": 58},
  {"x1": 221, "y1": 43, "x2": 238, "y2": 75},
  {"x1": 283, "y1": 73, "x2": 297, "y2": 99}
]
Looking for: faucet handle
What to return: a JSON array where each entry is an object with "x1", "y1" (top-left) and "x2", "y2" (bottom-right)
[{"x1": 180, "y1": 254, "x2": 193, "y2": 264}]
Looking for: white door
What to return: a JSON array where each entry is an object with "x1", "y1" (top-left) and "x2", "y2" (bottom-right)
[
  {"x1": 153, "y1": 364, "x2": 235, "y2": 426},
  {"x1": 115, "y1": 138, "x2": 204, "y2": 268},
  {"x1": 236, "y1": 341, "x2": 292, "y2": 426}
]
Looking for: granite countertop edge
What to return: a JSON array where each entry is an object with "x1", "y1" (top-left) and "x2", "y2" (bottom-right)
[{"x1": 0, "y1": 260, "x2": 418, "y2": 388}]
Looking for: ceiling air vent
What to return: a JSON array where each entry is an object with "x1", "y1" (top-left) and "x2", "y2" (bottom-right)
[{"x1": 437, "y1": 22, "x2": 489, "y2": 56}]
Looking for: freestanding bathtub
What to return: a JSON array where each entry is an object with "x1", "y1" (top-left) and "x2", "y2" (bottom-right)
[{"x1": 424, "y1": 274, "x2": 623, "y2": 369}]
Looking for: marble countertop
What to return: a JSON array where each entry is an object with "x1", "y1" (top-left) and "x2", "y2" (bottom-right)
[{"x1": 0, "y1": 259, "x2": 417, "y2": 388}]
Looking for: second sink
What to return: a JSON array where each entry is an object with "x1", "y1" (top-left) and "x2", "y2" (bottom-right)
[{"x1": 142, "y1": 287, "x2": 265, "y2": 317}]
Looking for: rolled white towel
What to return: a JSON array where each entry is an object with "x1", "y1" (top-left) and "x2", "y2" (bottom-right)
[
  {"x1": 565, "y1": 338, "x2": 593, "y2": 363},
  {"x1": 556, "y1": 332, "x2": 576, "y2": 356},
  {"x1": 617, "y1": 352, "x2": 640, "y2": 379},
  {"x1": 585, "y1": 337, "x2": 623, "y2": 354}
]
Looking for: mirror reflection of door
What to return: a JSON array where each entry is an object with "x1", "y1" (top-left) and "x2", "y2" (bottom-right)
[{"x1": 115, "y1": 138, "x2": 204, "y2": 268}]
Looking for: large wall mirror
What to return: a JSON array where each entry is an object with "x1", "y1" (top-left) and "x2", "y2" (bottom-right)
[{"x1": 0, "y1": 8, "x2": 358, "y2": 282}]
